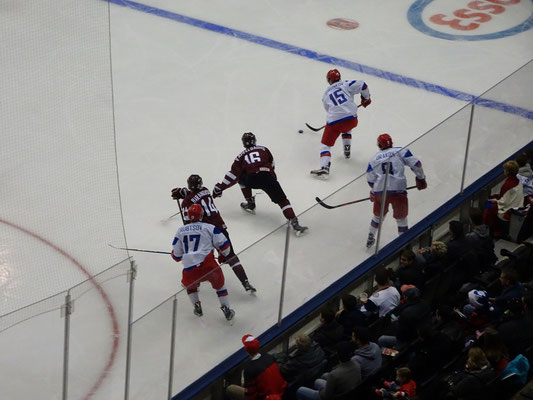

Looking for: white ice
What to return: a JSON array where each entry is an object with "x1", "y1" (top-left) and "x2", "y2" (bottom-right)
[{"x1": 1, "y1": 0, "x2": 533, "y2": 398}]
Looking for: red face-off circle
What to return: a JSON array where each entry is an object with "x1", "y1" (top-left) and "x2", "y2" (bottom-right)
[{"x1": 327, "y1": 18, "x2": 359, "y2": 30}]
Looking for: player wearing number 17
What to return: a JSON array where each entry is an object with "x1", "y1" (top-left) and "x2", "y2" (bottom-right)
[
  {"x1": 310, "y1": 69, "x2": 371, "y2": 179},
  {"x1": 365, "y1": 134, "x2": 427, "y2": 248},
  {"x1": 171, "y1": 204, "x2": 235, "y2": 320}
]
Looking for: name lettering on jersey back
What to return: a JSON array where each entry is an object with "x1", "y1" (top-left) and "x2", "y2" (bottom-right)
[
  {"x1": 190, "y1": 189, "x2": 211, "y2": 203},
  {"x1": 375, "y1": 150, "x2": 400, "y2": 161},
  {"x1": 180, "y1": 224, "x2": 203, "y2": 233}
]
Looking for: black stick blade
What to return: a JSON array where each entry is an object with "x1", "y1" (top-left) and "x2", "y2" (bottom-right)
[
  {"x1": 305, "y1": 123, "x2": 324, "y2": 132},
  {"x1": 315, "y1": 197, "x2": 335, "y2": 209}
]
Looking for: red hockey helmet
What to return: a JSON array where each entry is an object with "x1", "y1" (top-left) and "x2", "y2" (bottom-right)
[
  {"x1": 327, "y1": 69, "x2": 341, "y2": 84},
  {"x1": 187, "y1": 174, "x2": 203, "y2": 191},
  {"x1": 187, "y1": 204, "x2": 204, "y2": 222},
  {"x1": 377, "y1": 133, "x2": 393, "y2": 150},
  {"x1": 242, "y1": 132, "x2": 256, "y2": 148}
]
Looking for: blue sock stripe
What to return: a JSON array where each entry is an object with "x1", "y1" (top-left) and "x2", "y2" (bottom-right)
[{"x1": 108, "y1": 0, "x2": 533, "y2": 120}]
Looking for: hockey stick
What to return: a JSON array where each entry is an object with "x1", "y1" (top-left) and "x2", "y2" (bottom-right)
[
  {"x1": 315, "y1": 185, "x2": 417, "y2": 209},
  {"x1": 305, "y1": 104, "x2": 362, "y2": 132},
  {"x1": 160, "y1": 210, "x2": 182, "y2": 223},
  {"x1": 108, "y1": 243, "x2": 170, "y2": 255}
]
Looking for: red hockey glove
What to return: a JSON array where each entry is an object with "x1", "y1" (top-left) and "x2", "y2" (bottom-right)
[
  {"x1": 212, "y1": 184, "x2": 223, "y2": 198},
  {"x1": 416, "y1": 177, "x2": 427, "y2": 190},
  {"x1": 171, "y1": 187, "x2": 189, "y2": 200},
  {"x1": 360, "y1": 96, "x2": 371, "y2": 108},
  {"x1": 370, "y1": 191, "x2": 376, "y2": 202}
]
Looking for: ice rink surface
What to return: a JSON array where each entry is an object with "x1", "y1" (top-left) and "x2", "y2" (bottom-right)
[{"x1": 2, "y1": 0, "x2": 533, "y2": 398}]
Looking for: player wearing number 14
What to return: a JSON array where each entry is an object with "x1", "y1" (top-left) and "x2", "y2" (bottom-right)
[
  {"x1": 310, "y1": 69, "x2": 371, "y2": 179},
  {"x1": 365, "y1": 134, "x2": 427, "y2": 248}
]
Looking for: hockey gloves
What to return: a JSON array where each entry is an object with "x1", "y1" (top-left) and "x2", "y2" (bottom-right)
[
  {"x1": 360, "y1": 96, "x2": 372, "y2": 108},
  {"x1": 416, "y1": 177, "x2": 427, "y2": 190},
  {"x1": 212, "y1": 184, "x2": 223, "y2": 198},
  {"x1": 171, "y1": 187, "x2": 190, "y2": 200}
]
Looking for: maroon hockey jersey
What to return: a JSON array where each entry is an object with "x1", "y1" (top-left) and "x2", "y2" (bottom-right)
[
  {"x1": 219, "y1": 146, "x2": 277, "y2": 190},
  {"x1": 182, "y1": 187, "x2": 226, "y2": 230}
]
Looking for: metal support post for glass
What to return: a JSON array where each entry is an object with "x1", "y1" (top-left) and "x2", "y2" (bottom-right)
[
  {"x1": 167, "y1": 296, "x2": 178, "y2": 400},
  {"x1": 124, "y1": 260, "x2": 137, "y2": 400},
  {"x1": 461, "y1": 103, "x2": 475, "y2": 193},
  {"x1": 277, "y1": 221, "x2": 291, "y2": 327},
  {"x1": 374, "y1": 163, "x2": 391, "y2": 254},
  {"x1": 61, "y1": 292, "x2": 73, "y2": 400}
]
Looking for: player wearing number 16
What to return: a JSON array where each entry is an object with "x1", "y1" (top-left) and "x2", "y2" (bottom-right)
[
  {"x1": 310, "y1": 69, "x2": 371, "y2": 179},
  {"x1": 365, "y1": 134, "x2": 427, "y2": 248},
  {"x1": 171, "y1": 204, "x2": 235, "y2": 320}
]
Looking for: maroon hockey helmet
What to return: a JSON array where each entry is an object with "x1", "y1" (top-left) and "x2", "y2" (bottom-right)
[
  {"x1": 187, "y1": 174, "x2": 203, "y2": 191},
  {"x1": 241, "y1": 132, "x2": 256, "y2": 148},
  {"x1": 187, "y1": 204, "x2": 204, "y2": 222},
  {"x1": 327, "y1": 69, "x2": 341, "y2": 84},
  {"x1": 377, "y1": 133, "x2": 393, "y2": 150}
]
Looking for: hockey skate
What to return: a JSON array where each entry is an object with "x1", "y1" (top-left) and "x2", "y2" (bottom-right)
[
  {"x1": 310, "y1": 165, "x2": 330, "y2": 180},
  {"x1": 193, "y1": 301, "x2": 203, "y2": 317},
  {"x1": 242, "y1": 280, "x2": 257, "y2": 293},
  {"x1": 240, "y1": 196, "x2": 256, "y2": 214},
  {"x1": 366, "y1": 233, "x2": 375, "y2": 249},
  {"x1": 290, "y1": 218, "x2": 308, "y2": 236},
  {"x1": 344, "y1": 145, "x2": 351, "y2": 159},
  {"x1": 221, "y1": 305, "x2": 235, "y2": 321}
]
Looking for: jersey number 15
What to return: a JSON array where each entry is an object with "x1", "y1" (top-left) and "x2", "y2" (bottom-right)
[{"x1": 329, "y1": 89, "x2": 347, "y2": 106}]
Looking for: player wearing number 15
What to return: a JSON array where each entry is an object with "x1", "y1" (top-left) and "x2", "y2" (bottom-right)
[
  {"x1": 171, "y1": 204, "x2": 235, "y2": 320},
  {"x1": 171, "y1": 174, "x2": 256, "y2": 293},
  {"x1": 365, "y1": 134, "x2": 427, "y2": 248},
  {"x1": 310, "y1": 69, "x2": 371, "y2": 179}
]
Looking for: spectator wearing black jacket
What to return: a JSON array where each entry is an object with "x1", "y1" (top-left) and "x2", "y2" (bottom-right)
[
  {"x1": 497, "y1": 292, "x2": 533, "y2": 357},
  {"x1": 466, "y1": 208, "x2": 497, "y2": 269},
  {"x1": 447, "y1": 220, "x2": 480, "y2": 283},
  {"x1": 490, "y1": 266, "x2": 525, "y2": 316},
  {"x1": 310, "y1": 306, "x2": 344, "y2": 362},
  {"x1": 275, "y1": 333, "x2": 326, "y2": 382},
  {"x1": 446, "y1": 347, "x2": 495, "y2": 400},
  {"x1": 392, "y1": 249, "x2": 424, "y2": 289}
]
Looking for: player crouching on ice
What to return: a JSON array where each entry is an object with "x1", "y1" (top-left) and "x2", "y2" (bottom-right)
[
  {"x1": 366, "y1": 134, "x2": 427, "y2": 248},
  {"x1": 213, "y1": 132, "x2": 308, "y2": 236},
  {"x1": 171, "y1": 204, "x2": 235, "y2": 320}
]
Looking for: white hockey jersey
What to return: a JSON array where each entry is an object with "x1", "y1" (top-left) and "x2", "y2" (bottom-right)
[
  {"x1": 367, "y1": 147, "x2": 425, "y2": 194},
  {"x1": 171, "y1": 222, "x2": 230, "y2": 270},
  {"x1": 322, "y1": 79, "x2": 370, "y2": 125}
]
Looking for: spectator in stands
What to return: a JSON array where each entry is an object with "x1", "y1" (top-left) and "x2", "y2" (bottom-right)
[
  {"x1": 336, "y1": 294, "x2": 370, "y2": 338},
  {"x1": 462, "y1": 289, "x2": 490, "y2": 319},
  {"x1": 275, "y1": 333, "x2": 326, "y2": 383},
  {"x1": 296, "y1": 341, "x2": 361, "y2": 400},
  {"x1": 378, "y1": 286, "x2": 431, "y2": 349},
  {"x1": 497, "y1": 292, "x2": 533, "y2": 357},
  {"x1": 392, "y1": 249, "x2": 424, "y2": 289},
  {"x1": 351, "y1": 326, "x2": 382, "y2": 378},
  {"x1": 447, "y1": 220, "x2": 480, "y2": 282},
  {"x1": 417, "y1": 241, "x2": 448, "y2": 278},
  {"x1": 375, "y1": 367, "x2": 416, "y2": 399},
  {"x1": 310, "y1": 306, "x2": 344, "y2": 362},
  {"x1": 434, "y1": 305, "x2": 466, "y2": 350},
  {"x1": 445, "y1": 347, "x2": 495, "y2": 400},
  {"x1": 409, "y1": 321, "x2": 453, "y2": 381},
  {"x1": 446, "y1": 221, "x2": 470, "y2": 260},
  {"x1": 516, "y1": 151, "x2": 533, "y2": 205},
  {"x1": 466, "y1": 208, "x2": 497, "y2": 268},
  {"x1": 360, "y1": 267, "x2": 400, "y2": 318},
  {"x1": 490, "y1": 266, "x2": 525, "y2": 316},
  {"x1": 226, "y1": 334, "x2": 287, "y2": 400},
  {"x1": 479, "y1": 327, "x2": 510, "y2": 375},
  {"x1": 484, "y1": 160, "x2": 524, "y2": 238}
]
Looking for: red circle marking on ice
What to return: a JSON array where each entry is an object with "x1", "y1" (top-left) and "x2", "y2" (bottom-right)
[
  {"x1": 327, "y1": 18, "x2": 359, "y2": 30},
  {"x1": 0, "y1": 218, "x2": 119, "y2": 400}
]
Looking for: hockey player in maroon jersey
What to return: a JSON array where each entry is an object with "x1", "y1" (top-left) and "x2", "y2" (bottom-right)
[
  {"x1": 172, "y1": 174, "x2": 256, "y2": 293},
  {"x1": 212, "y1": 132, "x2": 308, "y2": 236}
]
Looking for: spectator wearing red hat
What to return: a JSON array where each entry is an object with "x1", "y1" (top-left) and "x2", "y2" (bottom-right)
[{"x1": 226, "y1": 335, "x2": 287, "y2": 400}]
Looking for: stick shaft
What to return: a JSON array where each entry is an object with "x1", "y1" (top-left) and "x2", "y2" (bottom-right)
[
  {"x1": 316, "y1": 185, "x2": 417, "y2": 209},
  {"x1": 108, "y1": 243, "x2": 170, "y2": 255}
]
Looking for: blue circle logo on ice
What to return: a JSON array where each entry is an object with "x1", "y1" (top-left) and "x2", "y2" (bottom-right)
[{"x1": 408, "y1": 0, "x2": 533, "y2": 41}]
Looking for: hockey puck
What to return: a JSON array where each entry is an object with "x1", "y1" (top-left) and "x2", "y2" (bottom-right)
[{"x1": 298, "y1": 129, "x2": 304, "y2": 134}]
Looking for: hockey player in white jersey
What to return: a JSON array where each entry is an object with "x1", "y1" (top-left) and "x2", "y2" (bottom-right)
[
  {"x1": 365, "y1": 134, "x2": 427, "y2": 248},
  {"x1": 171, "y1": 204, "x2": 235, "y2": 320},
  {"x1": 310, "y1": 69, "x2": 371, "y2": 179}
]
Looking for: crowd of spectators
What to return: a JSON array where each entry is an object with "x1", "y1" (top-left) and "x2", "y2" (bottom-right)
[{"x1": 226, "y1": 151, "x2": 533, "y2": 400}]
